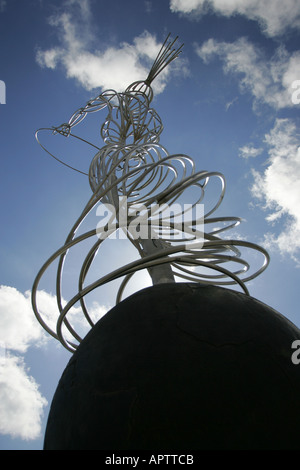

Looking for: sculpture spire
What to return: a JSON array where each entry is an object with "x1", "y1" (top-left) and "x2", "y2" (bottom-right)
[{"x1": 145, "y1": 33, "x2": 184, "y2": 84}]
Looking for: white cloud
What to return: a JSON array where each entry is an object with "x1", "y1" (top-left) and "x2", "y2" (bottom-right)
[
  {"x1": 37, "y1": 47, "x2": 62, "y2": 69},
  {"x1": 170, "y1": 0, "x2": 201, "y2": 13},
  {"x1": 0, "y1": 286, "x2": 46, "y2": 353},
  {"x1": 0, "y1": 283, "x2": 108, "y2": 350},
  {"x1": 239, "y1": 145, "x2": 263, "y2": 159},
  {"x1": 0, "y1": 284, "x2": 108, "y2": 440},
  {"x1": 66, "y1": 0, "x2": 91, "y2": 21},
  {"x1": 36, "y1": 1, "x2": 185, "y2": 94},
  {"x1": 195, "y1": 37, "x2": 300, "y2": 110},
  {"x1": 33, "y1": 288, "x2": 108, "y2": 344},
  {"x1": 194, "y1": 36, "x2": 300, "y2": 263},
  {"x1": 0, "y1": 286, "x2": 49, "y2": 440},
  {"x1": 170, "y1": 0, "x2": 300, "y2": 37},
  {"x1": 250, "y1": 119, "x2": 300, "y2": 262},
  {"x1": 0, "y1": 355, "x2": 47, "y2": 440}
]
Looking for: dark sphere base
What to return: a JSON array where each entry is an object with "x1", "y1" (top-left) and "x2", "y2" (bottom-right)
[{"x1": 44, "y1": 283, "x2": 300, "y2": 450}]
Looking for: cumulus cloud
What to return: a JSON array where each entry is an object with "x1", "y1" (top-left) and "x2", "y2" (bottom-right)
[
  {"x1": 250, "y1": 119, "x2": 300, "y2": 262},
  {"x1": 0, "y1": 284, "x2": 108, "y2": 440},
  {"x1": 33, "y1": 288, "x2": 108, "y2": 344},
  {"x1": 0, "y1": 284, "x2": 108, "y2": 352},
  {"x1": 36, "y1": 0, "x2": 186, "y2": 94},
  {"x1": 170, "y1": 0, "x2": 300, "y2": 37},
  {"x1": 194, "y1": 35, "x2": 300, "y2": 262},
  {"x1": 0, "y1": 355, "x2": 47, "y2": 440},
  {"x1": 0, "y1": 286, "x2": 46, "y2": 353},
  {"x1": 0, "y1": 286, "x2": 49, "y2": 440},
  {"x1": 195, "y1": 37, "x2": 300, "y2": 110}
]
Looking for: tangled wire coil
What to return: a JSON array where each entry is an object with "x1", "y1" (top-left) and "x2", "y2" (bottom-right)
[{"x1": 32, "y1": 35, "x2": 269, "y2": 352}]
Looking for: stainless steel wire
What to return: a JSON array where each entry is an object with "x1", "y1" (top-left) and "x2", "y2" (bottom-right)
[{"x1": 32, "y1": 35, "x2": 269, "y2": 352}]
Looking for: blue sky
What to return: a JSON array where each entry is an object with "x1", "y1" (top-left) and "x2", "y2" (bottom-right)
[{"x1": 0, "y1": 0, "x2": 300, "y2": 450}]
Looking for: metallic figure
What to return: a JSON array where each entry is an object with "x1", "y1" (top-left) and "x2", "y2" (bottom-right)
[{"x1": 32, "y1": 35, "x2": 269, "y2": 352}]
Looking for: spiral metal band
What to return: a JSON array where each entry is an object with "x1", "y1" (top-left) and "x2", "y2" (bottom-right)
[{"x1": 32, "y1": 35, "x2": 269, "y2": 352}]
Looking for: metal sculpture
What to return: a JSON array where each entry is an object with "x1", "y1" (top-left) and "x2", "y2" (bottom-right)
[{"x1": 32, "y1": 35, "x2": 269, "y2": 352}]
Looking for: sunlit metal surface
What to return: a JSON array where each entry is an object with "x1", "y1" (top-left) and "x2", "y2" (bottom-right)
[{"x1": 32, "y1": 35, "x2": 269, "y2": 352}]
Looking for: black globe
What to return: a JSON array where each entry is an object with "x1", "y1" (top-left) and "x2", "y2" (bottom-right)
[{"x1": 44, "y1": 283, "x2": 300, "y2": 450}]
